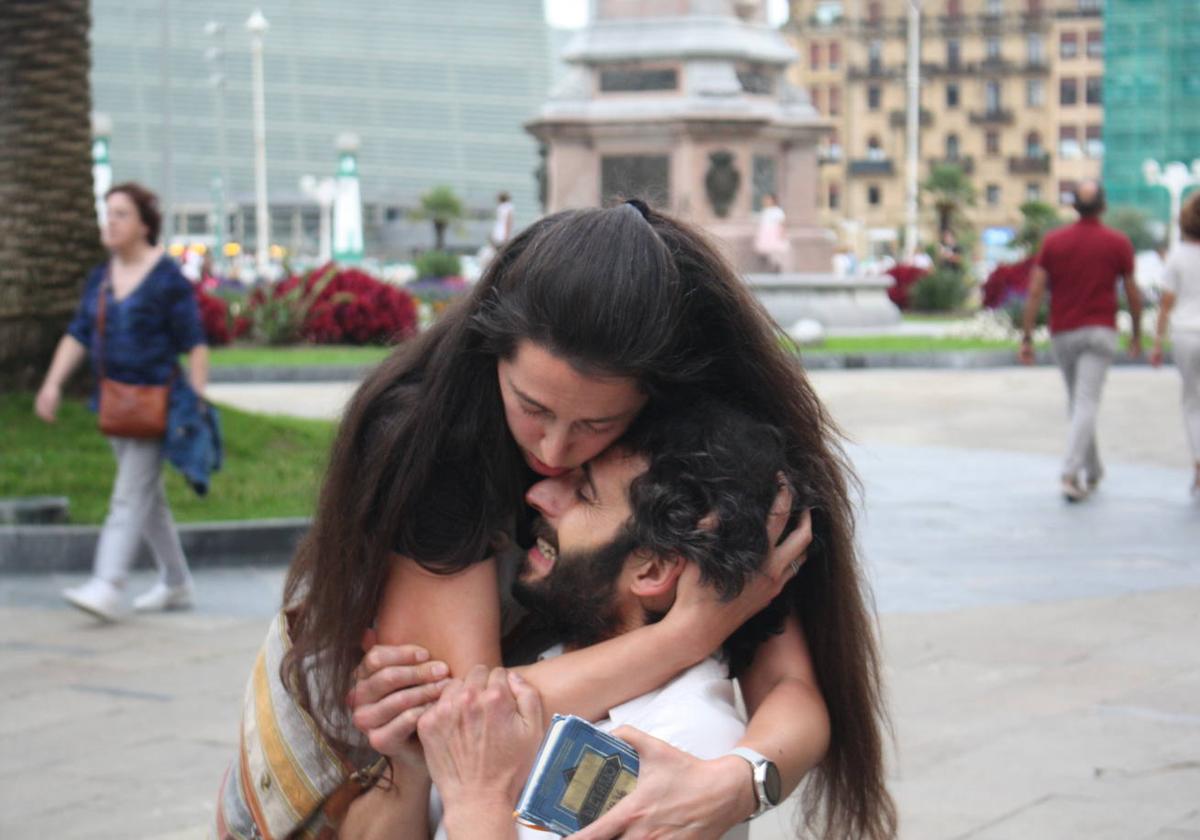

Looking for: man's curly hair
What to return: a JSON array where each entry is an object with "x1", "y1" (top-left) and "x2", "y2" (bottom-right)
[{"x1": 620, "y1": 399, "x2": 800, "y2": 676}]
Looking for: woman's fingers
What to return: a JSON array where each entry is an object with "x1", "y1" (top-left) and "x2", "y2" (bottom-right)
[
  {"x1": 765, "y1": 508, "x2": 813, "y2": 587},
  {"x1": 765, "y1": 475, "x2": 794, "y2": 547},
  {"x1": 350, "y1": 658, "x2": 448, "y2": 708},
  {"x1": 352, "y1": 678, "x2": 450, "y2": 732}
]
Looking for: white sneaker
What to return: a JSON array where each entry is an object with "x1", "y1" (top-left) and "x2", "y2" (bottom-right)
[
  {"x1": 1061, "y1": 476, "x2": 1089, "y2": 503},
  {"x1": 133, "y1": 580, "x2": 195, "y2": 612},
  {"x1": 62, "y1": 578, "x2": 126, "y2": 622}
]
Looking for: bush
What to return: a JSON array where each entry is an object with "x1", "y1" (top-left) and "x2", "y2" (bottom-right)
[
  {"x1": 302, "y1": 267, "x2": 419, "y2": 345},
  {"x1": 982, "y1": 257, "x2": 1034, "y2": 309},
  {"x1": 195, "y1": 287, "x2": 250, "y2": 346},
  {"x1": 910, "y1": 266, "x2": 969, "y2": 312},
  {"x1": 885, "y1": 264, "x2": 930, "y2": 311},
  {"x1": 414, "y1": 250, "x2": 461, "y2": 280}
]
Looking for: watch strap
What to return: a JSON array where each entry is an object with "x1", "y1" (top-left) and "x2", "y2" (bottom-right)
[{"x1": 728, "y1": 747, "x2": 773, "y2": 820}]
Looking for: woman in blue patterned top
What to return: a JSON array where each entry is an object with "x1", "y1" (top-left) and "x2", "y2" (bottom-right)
[{"x1": 35, "y1": 182, "x2": 209, "y2": 621}]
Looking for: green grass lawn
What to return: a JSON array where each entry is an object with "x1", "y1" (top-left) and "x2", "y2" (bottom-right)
[
  {"x1": 1, "y1": 393, "x2": 333, "y2": 524},
  {"x1": 207, "y1": 344, "x2": 392, "y2": 368},
  {"x1": 802, "y1": 336, "x2": 1015, "y2": 354}
]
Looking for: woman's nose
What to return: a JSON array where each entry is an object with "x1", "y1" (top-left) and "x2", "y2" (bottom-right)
[{"x1": 538, "y1": 425, "x2": 571, "y2": 469}]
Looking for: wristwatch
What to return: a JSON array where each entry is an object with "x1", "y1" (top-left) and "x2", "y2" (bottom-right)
[{"x1": 728, "y1": 747, "x2": 782, "y2": 820}]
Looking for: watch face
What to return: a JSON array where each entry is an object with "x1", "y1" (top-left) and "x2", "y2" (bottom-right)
[{"x1": 763, "y1": 762, "x2": 782, "y2": 806}]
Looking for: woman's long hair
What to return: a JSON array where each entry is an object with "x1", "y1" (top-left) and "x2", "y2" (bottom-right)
[{"x1": 282, "y1": 202, "x2": 895, "y2": 839}]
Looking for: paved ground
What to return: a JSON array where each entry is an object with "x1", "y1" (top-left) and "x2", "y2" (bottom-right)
[{"x1": 3, "y1": 367, "x2": 1198, "y2": 839}]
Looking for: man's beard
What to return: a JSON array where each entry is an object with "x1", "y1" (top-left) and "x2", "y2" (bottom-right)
[{"x1": 512, "y1": 525, "x2": 637, "y2": 650}]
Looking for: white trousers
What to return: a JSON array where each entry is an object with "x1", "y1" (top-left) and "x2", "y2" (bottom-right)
[
  {"x1": 1173, "y1": 331, "x2": 1200, "y2": 464},
  {"x1": 94, "y1": 437, "x2": 192, "y2": 588}
]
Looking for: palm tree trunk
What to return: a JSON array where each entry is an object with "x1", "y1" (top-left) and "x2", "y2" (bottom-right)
[
  {"x1": 0, "y1": 0, "x2": 106, "y2": 389},
  {"x1": 434, "y1": 220, "x2": 447, "y2": 251}
]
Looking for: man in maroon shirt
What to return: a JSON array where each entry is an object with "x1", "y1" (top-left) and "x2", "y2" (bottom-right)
[{"x1": 1019, "y1": 180, "x2": 1143, "y2": 501}]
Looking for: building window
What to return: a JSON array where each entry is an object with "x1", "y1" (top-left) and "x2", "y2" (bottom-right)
[
  {"x1": 829, "y1": 41, "x2": 841, "y2": 69},
  {"x1": 825, "y1": 129, "x2": 842, "y2": 160},
  {"x1": 1086, "y1": 76, "x2": 1103, "y2": 105},
  {"x1": 867, "y1": 85, "x2": 882, "y2": 110},
  {"x1": 811, "y1": 87, "x2": 822, "y2": 112},
  {"x1": 868, "y1": 1, "x2": 882, "y2": 24},
  {"x1": 1059, "y1": 180, "x2": 1077, "y2": 205},
  {"x1": 1086, "y1": 124, "x2": 1104, "y2": 157},
  {"x1": 947, "y1": 39, "x2": 961, "y2": 68},
  {"x1": 868, "y1": 185, "x2": 882, "y2": 206},
  {"x1": 829, "y1": 85, "x2": 841, "y2": 115},
  {"x1": 986, "y1": 37, "x2": 1002, "y2": 61},
  {"x1": 946, "y1": 82, "x2": 960, "y2": 108},
  {"x1": 945, "y1": 133, "x2": 961, "y2": 160},
  {"x1": 810, "y1": 43, "x2": 822, "y2": 70},
  {"x1": 1086, "y1": 30, "x2": 1103, "y2": 58},
  {"x1": 1027, "y1": 33, "x2": 1045, "y2": 65},
  {"x1": 1060, "y1": 77, "x2": 1078, "y2": 106},
  {"x1": 1026, "y1": 131, "x2": 1043, "y2": 158},
  {"x1": 867, "y1": 135, "x2": 884, "y2": 160},
  {"x1": 1027, "y1": 0, "x2": 1043, "y2": 13},
  {"x1": 1027, "y1": 182, "x2": 1041, "y2": 202},
  {"x1": 1060, "y1": 32, "x2": 1078, "y2": 59},
  {"x1": 947, "y1": 0, "x2": 962, "y2": 18},
  {"x1": 1059, "y1": 126, "x2": 1080, "y2": 158},
  {"x1": 868, "y1": 40, "x2": 883, "y2": 73},
  {"x1": 986, "y1": 130, "x2": 1001, "y2": 155},
  {"x1": 829, "y1": 182, "x2": 841, "y2": 210},
  {"x1": 986, "y1": 184, "x2": 1001, "y2": 206},
  {"x1": 1027, "y1": 78, "x2": 1044, "y2": 107},
  {"x1": 1078, "y1": 0, "x2": 1101, "y2": 11},
  {"x1": 985, "y1": 80, "x2": 1002, "y2": 112},
  {"x1": 986, "y1": 0, "x2": 1003, "y2": 15}
]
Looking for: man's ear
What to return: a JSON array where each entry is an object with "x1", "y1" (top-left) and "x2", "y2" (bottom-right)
[{"x1": 629, "y1": 550, "x2": 686, "y2": 599}]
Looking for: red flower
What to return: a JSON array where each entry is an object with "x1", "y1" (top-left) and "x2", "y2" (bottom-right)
[
  {"x1": 982, "y1": 257, "x2": 1034, "y2": 309},
  {"x1": 885, "y1": 264, "x2": 930, "y2": 311}
]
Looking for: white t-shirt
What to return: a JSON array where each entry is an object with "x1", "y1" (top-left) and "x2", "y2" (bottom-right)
[
  {"x1": 429, "y1": 648, "x2": 749, "y2": 840},
  {"x1": 1164, "y1": 242, "x2": 1200, "y2": 334}
]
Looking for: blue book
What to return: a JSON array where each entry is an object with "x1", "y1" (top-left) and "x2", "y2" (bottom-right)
[{"x1": 515, "y1": 714, "x2": 640, "y2": 836}]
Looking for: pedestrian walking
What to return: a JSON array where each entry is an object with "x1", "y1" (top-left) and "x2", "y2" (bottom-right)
[
  {"x1": 1151, "y1": 190, "x2": 1200, "y2": 496},
  {"x1": 753, "y1": 192, "x2": 790, "y2": 272},
  {"x1": 1019, "y1": 180, "x2": 1144, "y2": 502},
  {"x1": 477, "y1": 191, "x2": 515, "y2": 271},
  {"x1": 34, "y1": 182, "x2": 211, "y2": 620}
]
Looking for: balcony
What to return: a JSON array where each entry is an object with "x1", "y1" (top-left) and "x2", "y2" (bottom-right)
[
  {"x1": 929, "y1": 157, "x2": 975, "y2": 175},
  {"x1": 1008, "y1": 155, "x2": 1051, "y2": 174},
  {"x1": 847, "y1": 63, "x2": 896, "y2": 81},
  {"x1": 848, "y1": 159, "x2": 895, "y2": 177},
  {"x1": 969, "y1": 108, "x2": 1014, "y2": 125},
  {"x1": 889, "y1": 109, "x2": 933, "y2": 128}
]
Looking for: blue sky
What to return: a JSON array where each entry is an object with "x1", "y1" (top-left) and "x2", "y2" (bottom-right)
[{"x1": 543, "y1": 0, "x2": 790, "y2": 28}]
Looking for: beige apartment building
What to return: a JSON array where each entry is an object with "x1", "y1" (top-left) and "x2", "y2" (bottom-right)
[{"x1": 785, "y1": 0, "x2": 1104, "y2": 259}]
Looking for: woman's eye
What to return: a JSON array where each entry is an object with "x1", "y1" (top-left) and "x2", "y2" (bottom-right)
[
  {"x1": 521, "y1": 404, "x2": 549, "y2": 418},
  {"x1": 581, "y1": 423, "x2": 612, "y2": 435}
]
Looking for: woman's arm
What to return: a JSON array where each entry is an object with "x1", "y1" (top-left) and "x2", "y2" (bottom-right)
[
  {"x1": 375, "y1": 554, "x2": 503, "y2": 675},
  {"x1": 737, "y1": 611, "x2": 830, "y2": 798},
  {"x1": 338, "y1": 763, "x2": 431, "y2": 840},
  {"x1": 35, "y1": 335, "x2": 88, "y2": 423},
  {"x1": 1152, "y1": 290, "x2": 1177, "y2": 366},
  {"x1": 188, "y1": 343, "x2": 209, "y2": 396}
]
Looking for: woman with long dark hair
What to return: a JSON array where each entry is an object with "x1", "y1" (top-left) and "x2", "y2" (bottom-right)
[{"x1": 222, "y1": 202, "x2": 895, "y2": 840}]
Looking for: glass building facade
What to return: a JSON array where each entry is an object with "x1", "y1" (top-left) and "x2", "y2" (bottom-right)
[
  {"x1": 91, "y1": 0, "x2": 552, "y2": 258},
  {"x1": 1102, "y1": 0, "x2": 1200, "y2": 226}
]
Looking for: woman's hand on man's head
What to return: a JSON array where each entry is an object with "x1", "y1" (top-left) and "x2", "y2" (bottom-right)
[{"x1": 665, "y1": 507, "x2": 812, "y2": 658}]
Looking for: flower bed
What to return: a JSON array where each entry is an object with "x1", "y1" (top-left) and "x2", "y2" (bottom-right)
[
  {"x1": 886, "y1": 264, "x2": 930, "y2": 311},
  {"x1": 194, "y1": 264, "x2": 418, "y2": 347}
]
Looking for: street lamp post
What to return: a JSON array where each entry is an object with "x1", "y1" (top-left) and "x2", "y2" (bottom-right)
[
  {"x1": 204, "y1": 21, "x2": 230, "y2": 269},
  {"x1": 1143, "y1": 158, "x2": 1200, "y2": 253},
  {"x1": 904, "y1": 0, "x2": 922, "y2": 260},
  {"x1": 246, "y1": 9, "x2": 270, "y2": 277}
]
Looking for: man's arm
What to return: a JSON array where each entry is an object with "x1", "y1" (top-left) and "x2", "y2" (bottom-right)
[
  {"x1": 1152, "y1": 291, "x2": 1177, "y2": 367},
  {"x1": 1020, "y1": 265, "x2": 1048, "y2": 365}
]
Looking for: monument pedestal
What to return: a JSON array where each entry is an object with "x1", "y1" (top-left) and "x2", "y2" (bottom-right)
[{"x1": 745, "y1": 273, "x2": 902, "y2": 331}]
